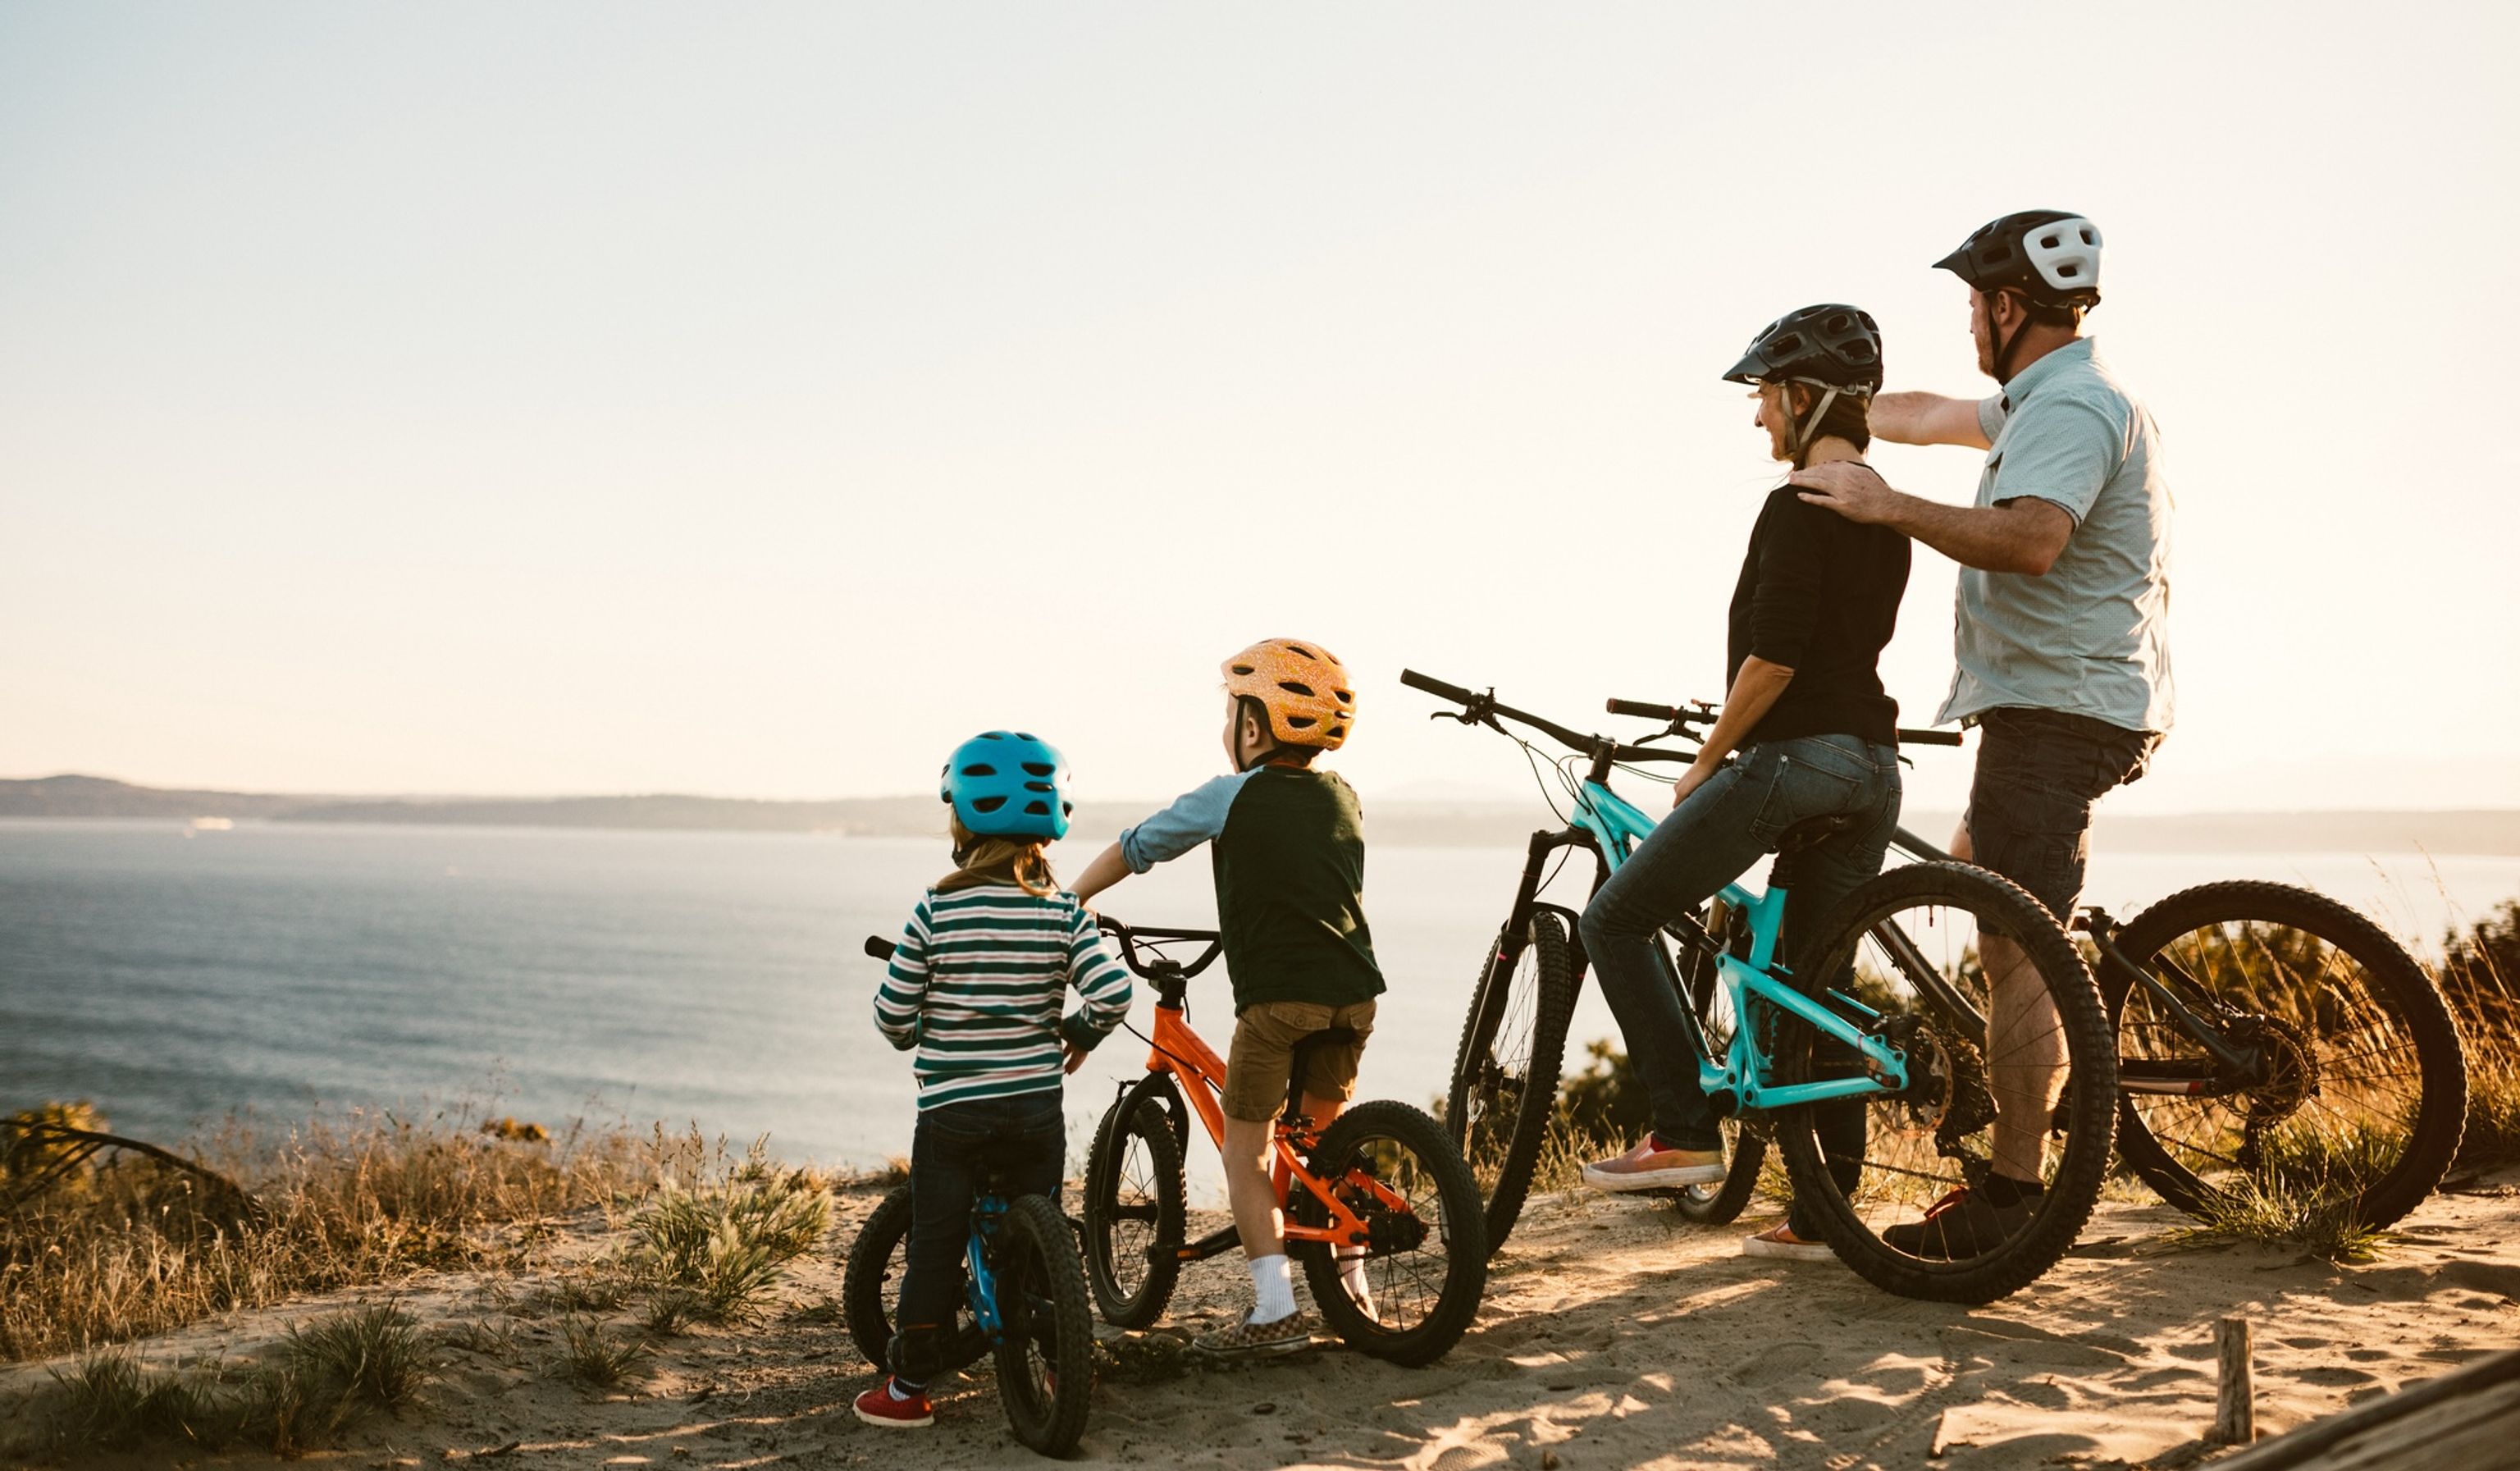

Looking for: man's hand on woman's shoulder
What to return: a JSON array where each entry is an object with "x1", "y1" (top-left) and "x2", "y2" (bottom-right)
[{"x1": 1788, "y1": 462, "x2": 1900, "y2": 525}]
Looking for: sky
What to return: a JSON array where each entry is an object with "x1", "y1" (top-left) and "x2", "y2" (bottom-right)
[{"x1": 4, "y1": 2, "x2": 2517, "y2": 817}]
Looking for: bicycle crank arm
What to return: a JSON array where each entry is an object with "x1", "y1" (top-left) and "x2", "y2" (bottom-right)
[{"x1": 1148, "y1": 1223, "x2": 1242, "y2": 1265}]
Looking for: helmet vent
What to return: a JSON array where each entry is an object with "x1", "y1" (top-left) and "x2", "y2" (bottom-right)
[
  {"x1": 1023, "y1": 800, "x2": 1049, "y2": 815},
  {"x1": 1334, "y1": 689, "x2": 1353, "y2": 705},
  {"x1": 1278, "y1": 681, "x2": 1315, "y2": 698},
  {"x1": 961, "y1": 763, "x2": 998, "y2": 777},
  {"x1": 1285, "y1": 644, "x2": 1318, "y2": 659},
  {"x1": 1021, "y1": 761, "x2": 1055, "y2": 777},
  {"x1": 1285, "y1": 714, "x2": 1318, "y2": 729},
  {"x1": 1023, "y1": 780, "x2": 1054, "y2": 793},
  {"x1": 1231, "y1": 663, "x2": 1258, "y2": 676},
  {"x1": 972, "y1": 796, "x2": 1007, "y2": 813}
]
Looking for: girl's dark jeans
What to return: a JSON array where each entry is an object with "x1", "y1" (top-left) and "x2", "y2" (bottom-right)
[
  {"x1": 891, "y1": 1090, "x2": 1066, "y2": 1379},
  {"x1": 1577, "y1": 733, "x2": 1901, "y2": 1238}
]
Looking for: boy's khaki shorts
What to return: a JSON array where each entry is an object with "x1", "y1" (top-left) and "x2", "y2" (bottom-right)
[{"x1": 1221, "y1": 999, "x2": 1378, "y2": 1123}]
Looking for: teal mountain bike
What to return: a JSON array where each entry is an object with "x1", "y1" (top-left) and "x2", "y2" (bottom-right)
[
  {"x1": 1415, "y1": 672, "x2": 2470, "y2": 1284},
  {"x1": 1405, "y1": 671, "x2": 2119, "y2": 1304}
]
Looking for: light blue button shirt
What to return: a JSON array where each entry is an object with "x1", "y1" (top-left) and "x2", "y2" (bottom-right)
[{"x1": 1940, "y1": 339, "x2": 2175, "y2": 733}]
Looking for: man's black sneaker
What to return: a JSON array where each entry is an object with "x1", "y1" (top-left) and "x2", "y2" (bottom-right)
[{"x1": 1882, "y1": 1184, "x2": 2041, "y2": 1259}]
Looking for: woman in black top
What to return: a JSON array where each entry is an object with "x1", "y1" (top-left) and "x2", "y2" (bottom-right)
[{"x1": 1576, "y1": 306, "x2": 1911, "y2": 1261}]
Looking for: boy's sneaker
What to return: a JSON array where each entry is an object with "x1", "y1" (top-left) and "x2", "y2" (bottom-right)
[
  {"x1": 1741, "y1": 1223, "x2": 1836, "y2": 1263},
  {"x1": 1193, "y1": 1309, "x2": 1316, "y2": 1357},
  {"x1": 852, "y1": 1377, "x2": 934, "y2": 1428},
  {"x1": 1580, "y1": 1138, "x2": 1726, "y2": 1192},
  {"x1": 1882, "y1": 1185, "x2": 2039, "y2": 1259}
]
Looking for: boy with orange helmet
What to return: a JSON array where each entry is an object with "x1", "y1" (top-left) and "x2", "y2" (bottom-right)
[{"x1": 1069, "y1": 638, "x2": 1384, "y2": 1355}]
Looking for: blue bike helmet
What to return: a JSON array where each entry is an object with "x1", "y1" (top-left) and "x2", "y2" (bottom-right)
[{"x1": 940, "y1": 731, "x2": 1073, "y2": 841}]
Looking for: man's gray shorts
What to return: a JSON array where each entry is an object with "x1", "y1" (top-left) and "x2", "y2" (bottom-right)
[{"x1": 1963, "y1": 707, "x2": 2161, "y2": 933}]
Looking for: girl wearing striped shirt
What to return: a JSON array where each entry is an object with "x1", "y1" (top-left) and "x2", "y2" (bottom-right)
[{"x1": 854, "y1": 732, "x2": 1132, "y2": 1432}]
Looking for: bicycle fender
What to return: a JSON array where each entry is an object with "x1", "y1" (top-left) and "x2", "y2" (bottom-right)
[{"x1": 1110, "y1": 1071, "x2": 1189, "y2": 1165}]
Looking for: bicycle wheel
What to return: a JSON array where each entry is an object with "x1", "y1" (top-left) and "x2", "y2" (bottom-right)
[
  {"x1": 1670, "y1": 917, "x2": 1769, "y2": 1226},
  {"x1": 840, "y1": 1185, "x2": 915, "y2": 1370},
  {"x1": 1081, "y1": 1091, "x2": 1186, "y2": 1327},
  {"x1": 993, "y1": 1194, "x2": 1096, "y2": 1456},
  {"x1": 838, "y1": 1185, "x2": 991, "y2": 1377},
  {"x1": 1290, "y1": 1099, "x2": 1488, "y2": 1366},
  {"x1": 1772, "y1": 861, "x2": 2117, "y2": 1304},
  {"x1": 2104, "y1": 881, "x2": 2468, "y2": 1230},
  {"x1": 1444, "y1": 911, "x2": 1574, "y2": 1253}
]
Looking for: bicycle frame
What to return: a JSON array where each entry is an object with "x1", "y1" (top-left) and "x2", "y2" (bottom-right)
[
  {"x1": 1888, "y1": 826, "x2": 2276, "y2": 1098},
  {"x1": 966, "y1": 1195, "x2": 1007, "y2": 1337},
  {"x1": 1136, "y1": 982, "x2": 1400, "y2": 1249},
  {"x1": 1497, "y1": 762, "x2": 1914, "y2": 1115}
]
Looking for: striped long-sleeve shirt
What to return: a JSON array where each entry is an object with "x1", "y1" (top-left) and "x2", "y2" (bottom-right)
[{"x1": 874, "y1": 884, "x2": 1134, "y2": 1111}]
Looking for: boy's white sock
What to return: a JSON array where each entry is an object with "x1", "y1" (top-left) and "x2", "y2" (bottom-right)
[{"x1": 1248, "y1": 1253, "x2": 1298, "y2": 1323}]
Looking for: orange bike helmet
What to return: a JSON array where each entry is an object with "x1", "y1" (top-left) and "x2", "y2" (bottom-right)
[{"x1": 1221, "y1": 638, "x2": 1355, "y2": 750}]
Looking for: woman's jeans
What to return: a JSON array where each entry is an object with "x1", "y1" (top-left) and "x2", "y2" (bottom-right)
[
  {"x1": 1578, "y1": 733, "x2": 1901, "y2": 1237},
  {"x1": 892, "y1": 1090, "x2": 1066, "y2": 1380}
]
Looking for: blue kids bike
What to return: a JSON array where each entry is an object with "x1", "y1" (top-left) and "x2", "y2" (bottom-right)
[
  {"x1": 842, "y1": 936, "x2": 1097, "y2": 1457},
  {"x1": 1405, "y1": 670, "x2": 2121, "y2": 1304}
]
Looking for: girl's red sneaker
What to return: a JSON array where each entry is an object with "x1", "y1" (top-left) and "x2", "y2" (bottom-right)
[{"x1": 852, "y1": 1377, "x2": 934, "y2": 1428}]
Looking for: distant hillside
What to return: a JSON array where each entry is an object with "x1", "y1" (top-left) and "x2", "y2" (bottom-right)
[
  {"x1": 0, "y1": 774, "x2": 324, "y2": 820},
  {"x1": 6, "y1": 776, "x2": 2518, "y2": 853}
]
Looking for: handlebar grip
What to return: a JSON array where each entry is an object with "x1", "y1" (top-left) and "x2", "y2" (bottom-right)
[
  {"x1": 864, "y1": 935, "x2": 897, "y2": 961},
  {"x1": 1896, "y1": 728, "x2": 1965, "y2": 747},
  {"x1": 1605, "y1": 697, "x2": 1679, "y2": 720},
  {"x1": 1399, "y1": 669, "x2": 1477, "y2": 706}
]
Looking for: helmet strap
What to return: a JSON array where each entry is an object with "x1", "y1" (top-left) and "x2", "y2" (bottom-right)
[
  {"x1": 1796, "y1": 385, "x2": 1842, "y2": 467},
  {"x1": 1989, "y1": 290, "x2": 2029, "y2": 382}
]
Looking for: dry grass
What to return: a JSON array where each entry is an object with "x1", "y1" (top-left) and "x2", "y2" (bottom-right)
[
  {"x1": 2441, "y1": 899, "x2": 2520, "y2": 1173},
  {"x1": 20, "y1": 1304, "x2": 440, "y2": 1457},
  {"x1": 549, "y1": 1315, "x2": 650, "y2": 1391},
  {"x1": 621, "y1": 1149, "x2": 832, "y2": 1322},
  {"x1": 0, "y1": 1103, "x2": 677, "y2": 1363}
]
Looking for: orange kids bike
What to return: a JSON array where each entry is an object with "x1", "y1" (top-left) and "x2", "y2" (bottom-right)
[{"x1": 1080, "y1": 918, "x2": 1487, "y2": 1366}]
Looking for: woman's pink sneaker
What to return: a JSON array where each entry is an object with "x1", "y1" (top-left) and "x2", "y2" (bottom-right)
[
  {"x1": 1579, "y1": 1137, "x2": 1725, "y2": 1192},
  {"x1": 1741, "y1": 1223, "x2": 1836, "y2": 1263}
]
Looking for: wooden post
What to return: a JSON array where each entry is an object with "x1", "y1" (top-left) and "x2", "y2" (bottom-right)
[{"x1": 2213, "y1": 1316, "x2": 2257, "y2": 1446}]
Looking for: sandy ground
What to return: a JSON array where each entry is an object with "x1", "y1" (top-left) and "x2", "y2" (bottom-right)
[{"x1": 5, "y1": 1167, "x2": 2516, "y2": 1471}]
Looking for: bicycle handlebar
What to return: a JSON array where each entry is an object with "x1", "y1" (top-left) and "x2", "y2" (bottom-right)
[
  {"x1": 1604, "y1": 694, "x2": 1963, "y2": 748},
  {"x1": 1400, "y1": 669, "x2": 1694, "y2": 765},
  {"x1": 862, "y1": 920, "x2": 1225, "y2": 981}
]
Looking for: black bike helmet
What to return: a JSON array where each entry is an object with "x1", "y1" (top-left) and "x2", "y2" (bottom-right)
[
  {"x1": 1723, "y1": 304, "x2": 1883, "y2": 460},
  {"x1": 1721, "y1": 304, "x2": 1885, "y2": 395},
  {"x1": 1934, "y1": 209, "x2": 2102, "y2": 311}
]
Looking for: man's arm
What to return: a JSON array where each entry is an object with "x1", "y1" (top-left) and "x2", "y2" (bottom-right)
[
  {"x1": 1869, "y1": 391, "x2": 1993, "y2": 450},
  {"x1": 1787, "y1": 463, "x2": 2072, "y2": 576}
]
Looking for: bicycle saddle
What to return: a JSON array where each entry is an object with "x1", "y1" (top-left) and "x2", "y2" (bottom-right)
[
  {"x1": 1772, "y1": 812, "x2": 1857, "y2": 857},
  {"x1": 1281, "y1": 1026, "x2": 1363, "y2": 1124}
]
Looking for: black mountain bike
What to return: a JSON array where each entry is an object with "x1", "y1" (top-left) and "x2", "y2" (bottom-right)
[{"x1": 1418, "y1": 671, "x2": 2470, "y2": 1257}]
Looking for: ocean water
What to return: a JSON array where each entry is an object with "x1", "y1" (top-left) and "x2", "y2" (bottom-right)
[{"x1": 2, "y1": 819, "x2": 2513, "y2": 1171}]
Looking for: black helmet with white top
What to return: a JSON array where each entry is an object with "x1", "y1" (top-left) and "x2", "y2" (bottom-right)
[{"x1": 1935, "y1": 209, "x2": 2102, "y2": 311}]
